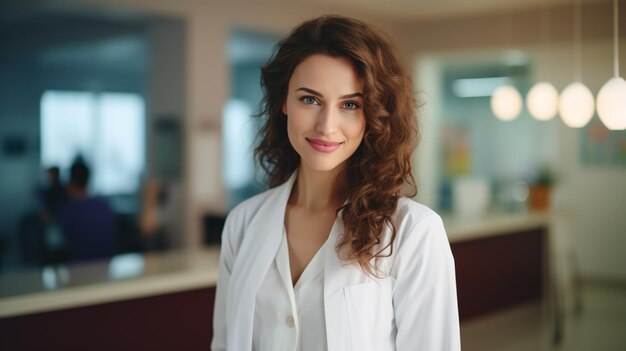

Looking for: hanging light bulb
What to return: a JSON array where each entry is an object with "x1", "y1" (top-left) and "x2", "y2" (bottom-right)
[
  {"x1": 527, "y1": 2, "x2": 558, "y2": 122},
  {"x1": 597, "y1": 0, "x2": 626, "y2": 130},
  {"x1": 597, "y1": 77, "x2": 626, "y2": 130},
  {"x1": 527, "y1": 82, "x2": 559, "y2": 121},
  {"x1": 491, "y1": 85, "x2": 522, "y2": 121},
  {"x1": 490, "y1": 12, "x2": 522, "y2": 122},
  {"x1": 559, "y1": 82, "x2": 595, "y2": 128},
  {"x1": 559, "y1": 0, "x2": 594, "y2": 128}
]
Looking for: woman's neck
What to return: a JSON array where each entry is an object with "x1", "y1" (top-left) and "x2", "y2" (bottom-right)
[{"x1": 290, "y1": 164, "x2": 346, "y2": 210}]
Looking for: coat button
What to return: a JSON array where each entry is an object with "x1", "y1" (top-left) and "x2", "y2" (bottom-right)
[{"x1": 286, "y1": 315, "x2": 295, "y2": 328}]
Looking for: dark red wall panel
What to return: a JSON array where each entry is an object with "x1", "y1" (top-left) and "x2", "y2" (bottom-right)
[
  {"x1": 0, "y1": 287, "x2": 216, "y2": 350},
  {"x1": 451, "y1": 228, "x2": 546, "y2": 321}
]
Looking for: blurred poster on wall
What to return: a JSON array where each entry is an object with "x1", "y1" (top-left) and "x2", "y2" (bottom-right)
[
  {"x1": 442, "y1": 123, "x2": 471, "y2": 176},
  {"x1": 581, "y1": 119, "x2": 626, "y2": 167}
]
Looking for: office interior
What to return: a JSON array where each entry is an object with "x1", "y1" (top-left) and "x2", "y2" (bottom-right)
[{"x1": 0, "y1": 0, "x2": 625, "y2": 349}]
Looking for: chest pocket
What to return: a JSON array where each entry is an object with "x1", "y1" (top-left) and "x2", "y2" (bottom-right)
[{"x1": 343, "y1": 278, "x2": 395, "y2": 351}]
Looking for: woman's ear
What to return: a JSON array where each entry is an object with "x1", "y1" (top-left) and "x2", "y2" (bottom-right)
[{"x1": 282, "y1": 101, "x2": 287, "y2": 116}]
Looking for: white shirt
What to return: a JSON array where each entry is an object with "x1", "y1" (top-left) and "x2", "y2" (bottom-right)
[{"x1": 252, "y1": 228, "x2": 330, "y2": 351}]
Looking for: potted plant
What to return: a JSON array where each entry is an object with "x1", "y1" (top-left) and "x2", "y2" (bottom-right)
[{"x1": 528, "y1": 167, "x2": 556, "y2": 211}]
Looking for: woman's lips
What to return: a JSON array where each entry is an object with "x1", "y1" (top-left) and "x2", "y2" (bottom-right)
[{"x1": 306, "y1": 138, "x2": 343, "y2": 153}]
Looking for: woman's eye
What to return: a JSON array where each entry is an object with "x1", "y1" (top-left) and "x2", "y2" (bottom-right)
[
  {"x1": 302, "y1": 96, "x2": 318, "y2": 105},
  {"x1": 343, "y1": 102, "x2": 359, "y2": 110}
]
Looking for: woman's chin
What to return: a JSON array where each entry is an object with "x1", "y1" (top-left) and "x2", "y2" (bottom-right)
[{"x1": 300, "y1": 159, "x2": 347, "y2": 174}]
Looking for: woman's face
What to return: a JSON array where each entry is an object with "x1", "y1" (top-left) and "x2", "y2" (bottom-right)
[{"x1": 283, "y1": 54, "x2": 366, "y2": 173}]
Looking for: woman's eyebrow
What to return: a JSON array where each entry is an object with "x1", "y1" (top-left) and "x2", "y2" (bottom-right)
[{"x1": 295, "y1": 87, "x2": 363, "y2": 99}]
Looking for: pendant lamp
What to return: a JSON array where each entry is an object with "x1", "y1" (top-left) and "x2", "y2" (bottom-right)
[
  {"x1": 491, "y1": 12, "x2": 522, "y2": 121},
  {"x1": 528, "y1": 82, "x2": 559, "y2": 121},
  {"x1": 527, "y1": 1, "x2": 559, "y2": 121},
  {"x1": 559, "y1": 0, "x2": 594, "y2": 128},
  {"x1": 492, "y1": 85, "x2": 523, "y2": 121},
  {"x1": 559, "y1": 82, "x2": 595, "y2": 127},
  {"x1": 596, "y1": 0, "x2": 626, "y2": 130}
]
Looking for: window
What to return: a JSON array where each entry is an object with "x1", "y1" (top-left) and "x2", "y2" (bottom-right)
[{"x1": 41, "y1": 90, "x2": 145, "y2": 195}]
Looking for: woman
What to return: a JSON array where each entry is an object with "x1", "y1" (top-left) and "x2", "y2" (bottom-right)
[{"x1": 212, "y1": 15, "x2": 460, "y2": 351}]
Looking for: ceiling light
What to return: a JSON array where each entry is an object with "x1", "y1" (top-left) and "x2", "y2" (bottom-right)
[
  {"x1": 597, "y1": 0, "x2": 626, "y2": 130},
  {"x1": 491, "y1": 85, "x2": 522, "y2": 121},
  {"x1": 527, "y1": 82, "x2": 559, "y2": 121},
  {"x1": 559, "y1": 82, "x2": 594, "y2": 128}
]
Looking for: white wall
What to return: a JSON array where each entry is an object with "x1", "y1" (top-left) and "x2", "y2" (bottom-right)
[
  {"x1": 147, "y1": 17, "x2": 186, "y2": 248},
  {"x1": 547, "y1": 39, "x2": 626, "y2": 281}
]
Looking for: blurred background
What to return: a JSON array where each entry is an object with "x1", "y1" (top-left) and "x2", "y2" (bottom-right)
[{"x1": 0, "y1": 0, "x2": 625, "y2": 350}]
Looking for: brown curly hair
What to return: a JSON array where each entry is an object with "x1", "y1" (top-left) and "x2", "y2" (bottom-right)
[{"x1": 255, "y1": 15, "x2": 419, "y2": 275}]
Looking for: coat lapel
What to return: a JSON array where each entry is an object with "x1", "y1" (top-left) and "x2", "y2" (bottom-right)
[
  {"x1": 324, "y1": 214, "x2": 372, "y2": 351},
  {"x1": 226, "y1": 172, "x2": 296, "y2": 350}
]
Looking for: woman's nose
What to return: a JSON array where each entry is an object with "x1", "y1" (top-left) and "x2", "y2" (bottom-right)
[{"x1": 315, "y1": 106, "x2": 337, "y2": 135}]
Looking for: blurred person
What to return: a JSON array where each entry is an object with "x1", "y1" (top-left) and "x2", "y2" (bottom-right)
[
  {"x1": 38, "y1": 166, "x2": 69, "y2": 222},
  {"x1": 58, "y1": 157, "x2": 117, "y2": 262},
  {"x1": 212, "y1": 16, "x2": 460, "y2": 351},
  {"x1": 18, "y1": 166, "x2": 68, "y2": 266},
  {"x1": 138, "y1": 179, "x2": 170, "y2": 252}
]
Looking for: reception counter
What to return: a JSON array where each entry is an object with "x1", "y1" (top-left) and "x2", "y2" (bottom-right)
[
  {"x1": 0, "y1": 210, "x2": 551, "y2": 349},
  {"x1": 0, "y1": 247, "x2": 221, "y2": 318}
]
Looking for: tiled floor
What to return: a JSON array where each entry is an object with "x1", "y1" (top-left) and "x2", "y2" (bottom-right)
[{"x1": 461, "y1": 283, "x2": 626, "y2": 351}]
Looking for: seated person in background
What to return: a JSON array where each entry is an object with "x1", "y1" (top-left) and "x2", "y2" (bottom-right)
[
  {"x1": 39, "y1": 166, "x2": 68, "y2": 222},
  {"x1": 59, "y1": 159, "x2": 117, "y2": 262}
]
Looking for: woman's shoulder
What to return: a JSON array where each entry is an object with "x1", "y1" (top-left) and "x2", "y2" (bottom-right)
[
  {"x1": 394, "y1": 197, "x2": 443, "y2": 228},
  {"x1": 225, "y1": 186, "x2": 280, "y2": 225},
  {"x1": 220, "y1": 185, "x2": 283, "y2": 254},
  {"x1": 390, "y1": 197, "x2": 448, "y2": 251}
]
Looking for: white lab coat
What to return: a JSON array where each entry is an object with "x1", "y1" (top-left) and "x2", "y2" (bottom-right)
[{"x1": 211, "y1": 172, "x2": 461, "y2": 351}]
